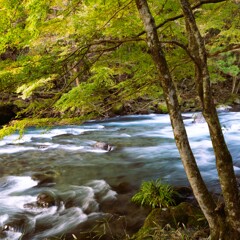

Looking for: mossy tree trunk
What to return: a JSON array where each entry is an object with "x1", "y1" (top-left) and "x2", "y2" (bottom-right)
[
  {"x1": 135, "y1": 0, "x2": 240, "y2": 239},
  {"x1": 180, "y1": 0, "x2": 240, "y2": 238}
]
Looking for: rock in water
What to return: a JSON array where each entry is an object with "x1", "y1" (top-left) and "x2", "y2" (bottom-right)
[
  {"x1": 94, "y1": 142, "x2": 114, "y2": 151},
  {"x1": 192, "y1": 112, "x2": 205, "y2": 123},
  {"x1": 24, "y1": 191, "x2": 57, "y2": 209},
  {"x1": 36, "y1": 192, "x2": 56, "y2": 208}
]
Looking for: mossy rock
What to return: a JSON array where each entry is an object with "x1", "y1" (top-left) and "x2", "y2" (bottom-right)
[
  {"x1": 133, "y1": 202, "x2": 207, "y2": 239},
  {"x1": 112, "y1": 102, "x2": 124, "y2": 115}
]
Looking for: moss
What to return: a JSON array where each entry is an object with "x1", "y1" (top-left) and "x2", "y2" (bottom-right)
[
  {"x1": 157, "y1": 102, "x2": 168, "y2": 113},
  {"x1": 112, "y1": 102, "x2": 124, "y2": 115},
  {"x1": 133, "y1": 202, "x2": 207, "y2": 239},
  {"x1": 13, "y1": 99, "x2": 29, "y2": 109}
]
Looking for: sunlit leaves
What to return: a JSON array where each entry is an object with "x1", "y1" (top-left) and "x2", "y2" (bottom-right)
[
  {"x1": 0, "y1": 0, "x2": 28, "y2": 52},
  {"x1": 0, "y1": 0, "x2": 239, "y2": 119},
  {"x1": 24, "y1": 0, "x2": 51, "y2": 34},
  {"x1": 16, "y1": 74, "x2": 57, "y2": 99}
]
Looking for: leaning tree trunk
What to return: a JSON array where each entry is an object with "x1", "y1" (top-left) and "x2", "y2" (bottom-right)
[
  {"x1": 180, "y1": 0, "x2": 240, "y2": 238},
  {"x1": 134, "y1": 0, "x2": 226, "y2": 238}
]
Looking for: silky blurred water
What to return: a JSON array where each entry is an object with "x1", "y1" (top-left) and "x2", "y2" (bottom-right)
[{"x1": 0, "y1": 111, "x2": 240, "y2": 239}]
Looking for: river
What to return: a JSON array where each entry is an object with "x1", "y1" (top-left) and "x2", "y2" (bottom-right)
[{"x1": 0, "y1": 110, "x2": 240, "y2": 239}]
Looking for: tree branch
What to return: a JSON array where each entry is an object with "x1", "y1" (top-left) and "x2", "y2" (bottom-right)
[
  {"x1": 137, "y1": 0, "x2": 226, "y2": 37},
  {"x1": 208, "y1": 44, "x2": 240, "y2": 57}
]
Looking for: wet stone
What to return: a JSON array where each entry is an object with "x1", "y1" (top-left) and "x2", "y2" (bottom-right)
[
  {"x1": 31, "y1": 169, "x2": 59, "y2": 187},
  {"x1": 93, "y1": 142, "x2": 114, "y2": 151},
  {"x1": 24, "y1": 191, "x2": 57, "y2": 209}
]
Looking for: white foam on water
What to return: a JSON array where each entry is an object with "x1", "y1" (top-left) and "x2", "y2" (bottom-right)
[
  {"x1": 119, "y1": 133, "x2": 131, "y2": 137},
  {"x1": 41, "y1": 128, "x2": 85, "y2": 137},
  {"x1": 0, "y1": 134, "x2": 33, "y2": 145},
  {"x1": 217, "y1": 105, "x2": 232, "y2": 112},
  {"x1": 152, "y1": 114, "x2": 171, "y2": 123},
  {"x1": 70, "y1": 185, "x2": 97, "y2": 211},
  {"x1": 103, "y1": 115, "x2": 171, "y2": 127},
  {"x1": 189, "y1": 139, "x2": 213, "y2": 150},
  {"x1": 0, "y1": 146, "x2": 35, "y2": 154},
  {"x1": 87, "y1": 180, "x2": 117, "y2": 201},
  {"x1": 225, "y1": 132, "x2": 240, "y2": 143},
  {"x1": 185, "y1": 123, "x2": 210, "y2": 139},
  {"x1": 0, "y1": 213, "x2": 9, "y2": 226},
  {"x1": 0, "y1": 176, "x2": 38, "y2": 196},
  {"x1": 0, "y1": 195, "x2": 36, "y2": 212},
  {"x1": 32, "y1": 207, "x2": 88, "y2": 240},
  {"x1": 57, "y1": 145, "x2": 85, "y2": 151},
  {"x1": 0, "y1": 178, "x2": 115, "y2": 239},
  {"x1": 0, "y1": 125, "x2": 106, "y2": 151},
  {"x1": 1, "y1": 230, "x2": 22, "y2": 240},
  {"x1": 87, "y1": 149, "x2": 109, "y2": 153},
  {"x1": 133, "y1": 126, "x2": 173, "y2": 138}
]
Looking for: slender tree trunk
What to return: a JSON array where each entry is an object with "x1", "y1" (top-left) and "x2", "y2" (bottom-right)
[
  {"x1": 134, "y1": 0, "x2": 226, "y2": 238},
  {"x1": 180, "y1": 0, "x2": 240, "y2": 237}
]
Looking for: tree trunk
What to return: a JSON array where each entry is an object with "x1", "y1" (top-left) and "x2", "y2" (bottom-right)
[
  {"x1": 179, "y1": 0, "x2": 240, "y2": 237},
  {"x1": 134, "y1": 0, "x2": 226, "y2": 238}
]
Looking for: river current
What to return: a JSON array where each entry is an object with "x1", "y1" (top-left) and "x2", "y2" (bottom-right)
[{"x1": 0, "y1": 110, "x2": 240, "y2": 239}]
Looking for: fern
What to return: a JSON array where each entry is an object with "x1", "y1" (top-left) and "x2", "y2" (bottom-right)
[{"x1": 131, "y1": 179, "x2": 176, "y2": 209}]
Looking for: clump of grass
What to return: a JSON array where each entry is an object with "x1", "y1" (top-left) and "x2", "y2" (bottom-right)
[
  {"x1": 131, "y1": 179, "x2": 176, "y2": 209},
  {"x1": 133, "y1": 222, "x2": 209, "y2": 240}
]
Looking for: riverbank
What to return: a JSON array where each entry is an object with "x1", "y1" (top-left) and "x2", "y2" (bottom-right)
[{"x1": 1, "y1": 77, "x2": 240, "y2": 130}]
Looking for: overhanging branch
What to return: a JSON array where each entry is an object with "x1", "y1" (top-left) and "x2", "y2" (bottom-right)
[{"x1": 137, "y1": 0, "x2": 227, "y2": 37}]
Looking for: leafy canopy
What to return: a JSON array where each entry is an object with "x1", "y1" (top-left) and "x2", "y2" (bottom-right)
[{"x1": 0, "y1": 0, "x2": 239, "y2": 124}]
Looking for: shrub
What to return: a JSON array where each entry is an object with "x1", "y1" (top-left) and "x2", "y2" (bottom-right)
[{"x1": 131, "y1": 179, "x2": 175, "y2": 209}]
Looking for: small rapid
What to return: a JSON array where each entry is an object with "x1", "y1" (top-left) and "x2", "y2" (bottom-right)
[{"x1": 0, "y1": 111, "x2": 240, "y2": 239}]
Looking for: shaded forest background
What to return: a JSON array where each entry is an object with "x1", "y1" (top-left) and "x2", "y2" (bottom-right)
[{"x1": 0, "y1": 0, "x2": 239, "y2": 128}]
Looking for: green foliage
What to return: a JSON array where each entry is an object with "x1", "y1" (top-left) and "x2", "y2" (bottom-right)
[
  {"x1": 131, "y1": 179, "x2": 176, "y2": 209},
  {"x1": 16, "y1": 74, "x2": 57, "y2": 99},
  {"x1": 0, "y1": 0, "x2": 239, "y2": 120},
  {"x1": 158, "y1": 102, "x2": 168, "y2": 113},
  {"x1": 0, "y1": 117, "x2": 89, "y2": 139},
  {"x1": 216, "y1": 54, "x2": 240, "y2": 77}
]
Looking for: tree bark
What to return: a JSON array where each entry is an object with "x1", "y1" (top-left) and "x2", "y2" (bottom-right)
[
  {"x1": 179, "y1": 0, "x2": 240, "y2": 237},
  {"x1": 134, "y1": 0, "x2": 226, "y2": 238}
]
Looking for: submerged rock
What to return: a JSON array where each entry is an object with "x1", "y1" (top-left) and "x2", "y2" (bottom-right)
[{"x1": 31, "y1": 169, "x2": 59, "y2": 187}]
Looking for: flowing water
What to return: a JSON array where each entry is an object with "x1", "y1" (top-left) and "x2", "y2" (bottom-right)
[{"x1": 1, "y1": 111, "x2": 240, "y2": 239}]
